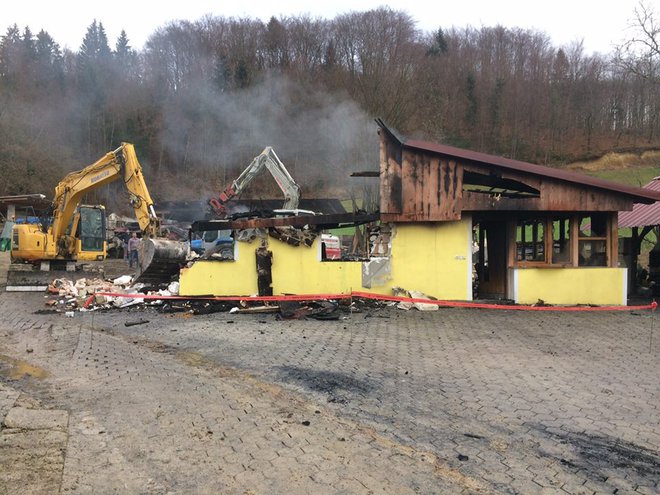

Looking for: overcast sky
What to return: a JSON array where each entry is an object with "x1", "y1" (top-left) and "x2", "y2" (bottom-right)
[{"x1": 2, "y1": 0, "x2": 648, "y2": 55}]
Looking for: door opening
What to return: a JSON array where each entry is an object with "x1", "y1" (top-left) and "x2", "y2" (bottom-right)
[{"x1": 473, "y1": 220, "x2": 508, "y2": 300}]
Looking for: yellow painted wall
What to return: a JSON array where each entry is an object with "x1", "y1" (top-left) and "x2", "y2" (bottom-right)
[
  {"x1": 179, "y1": 246, "x2": 258, "y2": 296},
  {"x1": 179, "y1": 239, "x2": 363, "y2": 297},
  {"x1": 179, "y1": 221, "x2": 629, "y2": 306},
  {"x1": 380, "y1": 222, "x2": 471, "y2": 300},
  {"x1": 179, "y1": 219, "x2": 472, "y2": 299},
  {"x1": 514, "y1": 267, "x2": 626, "y2": 305},
  {"x1": 269, "y1": 239, "x2": 362, "y2": 294}
]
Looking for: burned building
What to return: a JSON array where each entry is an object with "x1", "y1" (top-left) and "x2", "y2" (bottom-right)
[{"x1": 179, "y1": 121, "x2": 660, "y2": 305}]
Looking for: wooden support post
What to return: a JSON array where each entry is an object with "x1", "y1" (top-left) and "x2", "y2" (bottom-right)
[
  {"x1": 609, "y1": 212, "x2": 619, "y2": 268},
  {"x1": 571, "y1": 215, "x2": 579, "y2": 267},
  {"x1": 255, "y1": 244, "x2": 273, "y2": 297},
  {"x1": 631, "y1": 226, "x2": 639, "y2": 294}
]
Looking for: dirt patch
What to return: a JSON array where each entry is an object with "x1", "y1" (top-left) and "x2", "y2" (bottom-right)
[
  {"x1": 0, "y1": 251, "x2": 9, "y2": 288},
  {"x1": 0, "y1": 355, "x2": 49, "y2": 380}
]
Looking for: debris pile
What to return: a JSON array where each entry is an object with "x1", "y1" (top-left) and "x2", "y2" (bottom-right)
[
  {"x1": 42, "y1": 275, "x2": 182, "y2": 314},
  {"x1": 45, "y1": 277, "x2": 115, "y2": 311},
  {"x1": 39, "y1": 275, "x2": 412, "y2": 320},
  {"x1": 277, "y1": 300, "x2": 343, "y2": 320}
]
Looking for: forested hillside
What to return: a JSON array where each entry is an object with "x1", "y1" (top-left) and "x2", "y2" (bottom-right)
[{"x1": 1, "y1": 5, "x2": 659, "y2": 209}]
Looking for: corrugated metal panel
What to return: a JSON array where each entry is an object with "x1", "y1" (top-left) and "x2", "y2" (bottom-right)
[
  {"x1": 377, "y1": 120, "x2": 660, "y2": 205},
  {"x1": 618, "y1": 178, "x2": 660, "y2": 227}
]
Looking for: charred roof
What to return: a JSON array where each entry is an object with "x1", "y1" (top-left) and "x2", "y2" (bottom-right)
[{"x1": 376, "y1": 119, "x2": 660, "y2": 205}]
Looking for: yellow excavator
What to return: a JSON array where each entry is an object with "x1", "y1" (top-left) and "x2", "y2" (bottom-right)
[{"x1": 7, "y1": 143, "x2": 188, "y2": 290}]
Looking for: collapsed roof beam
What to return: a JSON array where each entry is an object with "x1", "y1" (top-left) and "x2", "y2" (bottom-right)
[{"x1": 190, "y1": 212, "x2": 379, "y2": 233}]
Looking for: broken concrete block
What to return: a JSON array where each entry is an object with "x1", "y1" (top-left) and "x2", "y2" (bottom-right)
[
  {"x1": 409, "y1": 290, "x2": 439, "y2": 311},
  {"x1": 3, "y1": 407, "x2": 68, "y2": 431},
  {"x1": 112, "y1": 275, "x2": 133, "y2": 286}
]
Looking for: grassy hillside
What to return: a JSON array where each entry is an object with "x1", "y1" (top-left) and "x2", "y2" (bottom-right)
[
  {"x1": 581, "y1": 166, "x2": 660, "y2": 187},
  {"x1": 567, "y1": 151, "x2": 660, "y2": 259},
  {"x1": 566, "y1": 150, "x2": 660, "y2": 187}
]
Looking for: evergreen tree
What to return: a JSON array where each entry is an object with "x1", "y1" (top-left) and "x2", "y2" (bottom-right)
[
  {"x1": 0, "y1": 24, "x2": 21, "y2": 82},
  {"x1": 114, "y1": 29, "x2": 138, "y2": 77},
  {"x1": 427, "y1": 28, "x2": 448, "y2": 57},
  {"x1": 76, "y1": 20, "x2": 114, "y2": 156},
  {"x1": 77, "y1": 19, "x2": 113, "y2": 90},
  {"x1": 115, "y1": 30, "x2": 131, "y2": 58},
  {"x1": 35, "y1": 30, "x2": 64, "y2": 91}
]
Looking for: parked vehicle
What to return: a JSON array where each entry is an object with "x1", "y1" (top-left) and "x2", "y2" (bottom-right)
[
  {"x1": 321, "y1": 234, "x2": 341, "y2": 260},
  {"x1": 191, "y1": 229, "x2": 234, "y2": 259}
]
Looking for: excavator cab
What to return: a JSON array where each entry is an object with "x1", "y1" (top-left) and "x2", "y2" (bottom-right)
[{"x1": 75, "y1": 205, "x2": 107, "y2": 261}]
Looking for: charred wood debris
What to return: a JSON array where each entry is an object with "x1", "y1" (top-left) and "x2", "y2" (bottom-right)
[{"x1": 38, "y1": 275, "x2": 394, "y2": 321}]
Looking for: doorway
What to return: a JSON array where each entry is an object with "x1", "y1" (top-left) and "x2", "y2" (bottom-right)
[{"x1": 474, "y1": 220, "x2": 508, "y2": 299}]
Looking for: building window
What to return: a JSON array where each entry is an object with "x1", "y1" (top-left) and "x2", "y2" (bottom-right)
[
  {"x1": 578, "y1": 214, "x2": 608, "y2": 266},
  {"x1": 552, "y1": 217, "x2": 571, "y2": 264},
  {"x1": 516, "y1": 219, "x2": 545, "y2": 262},
  {"x1": 511, "y1": 213, "x2": 613, "y2": 268}
]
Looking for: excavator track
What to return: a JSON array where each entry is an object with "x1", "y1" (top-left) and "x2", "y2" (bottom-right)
[{"x1": 5, "y1": 261, "x2": 104, "y2": 292}]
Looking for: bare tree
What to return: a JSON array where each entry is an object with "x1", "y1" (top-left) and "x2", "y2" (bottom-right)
[
  {"x1": 331, "y1": 7, "x2": 424, "y2": 128},
  {"x1": 613, "y1": 2, "x2": 660, "y2": 142}
]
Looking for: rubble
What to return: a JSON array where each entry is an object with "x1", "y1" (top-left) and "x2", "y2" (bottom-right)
[
  {"x1": 44, "y1": 274, "x2": 147, "y2": 313},
  {"x1": 124, "y1": 319, "x2": 150, "y2": 327},
  {"x1": 235, "y1": 305, "x2": 280, "y2": 314},
  {"x1": 40, "y1": 271, "x2": 398, "y2": 320},
  {"x1": 112, "y1": 275, "x2": 133, "y2": 286},
  {"x1": 392, "y1": 287, "x2": 439, "y2": 311}
]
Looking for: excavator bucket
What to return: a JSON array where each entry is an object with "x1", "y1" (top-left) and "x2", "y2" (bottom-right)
[{"x1": 134, "y1": 238, "x2": 189, "y2": 286}]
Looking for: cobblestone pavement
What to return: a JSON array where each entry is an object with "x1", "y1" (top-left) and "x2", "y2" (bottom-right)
[{"x1": 1, "y1": 291, "x2": 659, "y2": 494}]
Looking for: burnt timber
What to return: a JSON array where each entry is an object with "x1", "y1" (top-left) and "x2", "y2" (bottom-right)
[
  {"x1": 190, "y1": 212, "x2": 379, "y2": 233},
  {"x1": 376, "y1": 119, "x2": 660, "y2": 223}
]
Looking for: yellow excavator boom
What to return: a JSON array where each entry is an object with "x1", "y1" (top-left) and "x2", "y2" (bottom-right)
[
  {"x1": 50, "y1": 143, "x2": 160, "y2": 245},
  {"x1": 9, "y1": 143, "x2": 187, "y2": 288}
]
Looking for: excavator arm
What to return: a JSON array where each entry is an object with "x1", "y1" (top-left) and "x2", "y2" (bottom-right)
[
  {"x1": 209, "y1": 146, "x2": 301, "y2": 217},
  {"x1": 263, "y1": 148, "x2": 301, "y2": 210},
  {"x1": 50, "y1": 143, "x2": 160, "y2": 248}
]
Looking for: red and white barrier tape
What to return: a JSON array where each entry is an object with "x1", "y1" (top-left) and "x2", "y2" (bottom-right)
[{"x1": 83, "y1": 291, "x2": 657, "y2": 312}]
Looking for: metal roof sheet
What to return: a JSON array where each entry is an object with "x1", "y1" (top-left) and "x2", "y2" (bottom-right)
[
  {"x1": 157, "y1": 198, "x2": 347, "y2": 222},
  {"x1": 377, "y1": 120, "x2": 660, "y2": 205},
  {"x1": 618, "y1": 177, "x2": 660, "y2": 227}
]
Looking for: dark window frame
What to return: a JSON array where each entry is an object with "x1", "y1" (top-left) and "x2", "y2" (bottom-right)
[{"x1": 510, "y1": 213, "x2": 616, "y2": 268}]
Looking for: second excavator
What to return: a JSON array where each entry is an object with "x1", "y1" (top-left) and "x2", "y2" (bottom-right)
[{"x1": 208, "y1": 146, "x2": 301, "y2": 217}]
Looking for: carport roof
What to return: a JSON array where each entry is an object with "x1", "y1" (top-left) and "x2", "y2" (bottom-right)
[
  {"x1": 618, "y1": 177, "x2": 660, "y2": 228},
  {"x1": 0, "y1": 194, "x2": 51, "y2": 217}
]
